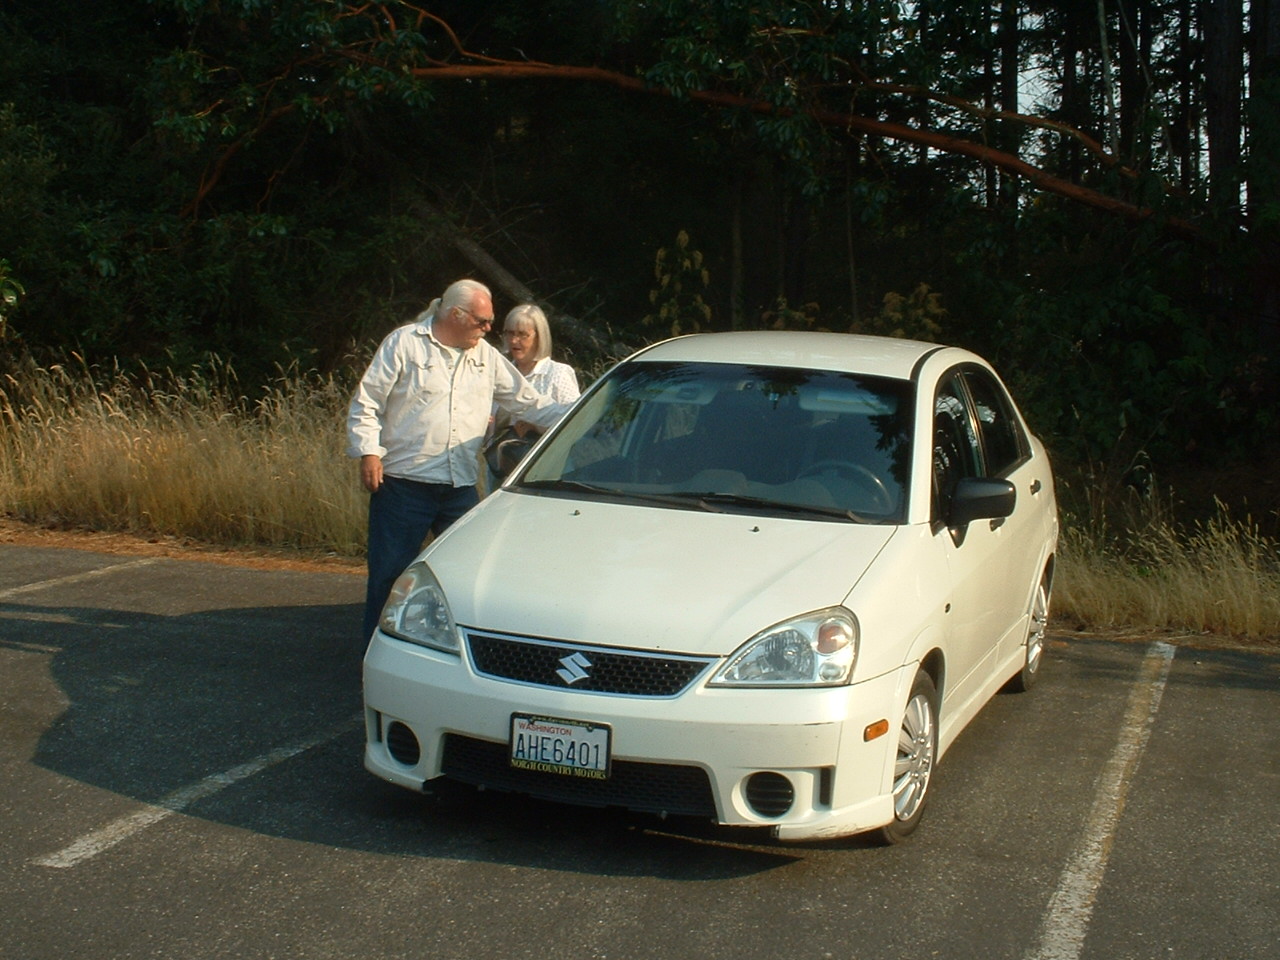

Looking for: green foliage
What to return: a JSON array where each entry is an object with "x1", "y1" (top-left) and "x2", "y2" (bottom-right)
[
  {"x1": 0, "y1": 102, "x2": 56, "y2": 343},
  {"x1": 0, "y1": 259, "x2": 24, "y2": 340},
  {"x1": 0, "y1": 1, "x2": 468, "y2": 380},
  {"x1": 856, "y1": 284, "x2": 947, "y2": 342},
  {"x1": 643, "y1": 231, "x2": 712, "y2": 337},
  {"x1": 629, "y1": 1, "x2": 890, "y2": 196},
  {"x1": 939, "y1": 207, "x2": 1265, "y2": 470},
  {"x1": 760, "y1": 297, "x2": 822, "y2": 332}
]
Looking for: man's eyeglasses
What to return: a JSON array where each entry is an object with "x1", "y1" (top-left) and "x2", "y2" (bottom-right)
[{"x1": 458, "y1": 307, "x2": 494, "y2": 328}]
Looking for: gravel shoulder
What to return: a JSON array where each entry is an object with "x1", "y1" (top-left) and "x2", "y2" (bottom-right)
[{"x1": 0, "y1": 516, "x2": 364, "y2": 576}]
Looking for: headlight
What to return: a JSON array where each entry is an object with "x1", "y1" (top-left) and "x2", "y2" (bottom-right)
[
  {"x1": 709, "y1": 608, "x2": 858, "y2": 687},
  {"x1": 378, "y1": 561, "x2": 459, "y2": 653}
]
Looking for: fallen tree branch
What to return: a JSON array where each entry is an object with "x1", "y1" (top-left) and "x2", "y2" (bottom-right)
[
  {"x1": 398, "y1": 62, "x2": 1201, "y2": 239},
  {"x1": 192, "y1": 56, "x2": 1198, "y2": 240},
  {"x1": 408, "y1": 196, "x2": 633, "y2": 359}
]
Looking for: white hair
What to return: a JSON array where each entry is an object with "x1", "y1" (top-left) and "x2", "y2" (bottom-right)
[
  {"x1": 503, "y1": 303, "x2": 552, "y2": 363},
  {"x1": 439, "y1": 279, "x2": 491, "y2": 317}
]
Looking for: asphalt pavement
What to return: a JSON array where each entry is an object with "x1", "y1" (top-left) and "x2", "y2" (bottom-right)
[{"x1": 1, "y1": 542, "x2": 1277, "y2": 960}]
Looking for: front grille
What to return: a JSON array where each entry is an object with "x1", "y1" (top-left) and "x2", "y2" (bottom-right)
[
  {"x1": 465, "y1": 631, "x2": 714, "y2": 696},
  {"x1": 441, "y1": 734, "x2": 718, "y2": 819}
]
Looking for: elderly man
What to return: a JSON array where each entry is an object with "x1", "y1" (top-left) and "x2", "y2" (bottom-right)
[{"x1": 347, "y1": 278, "x2": 571, "y2": 643}]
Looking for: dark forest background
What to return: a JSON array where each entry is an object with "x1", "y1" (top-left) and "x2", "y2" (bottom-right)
[{"x1": 2, "y1": 0, "x2": 1278, "y2": 494}]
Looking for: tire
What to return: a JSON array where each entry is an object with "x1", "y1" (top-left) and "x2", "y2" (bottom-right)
[
  {"x1": 1005, "y1": 568, "x2": 1051, "y2": 693},
  {"x1": 873, "y1": 669, "x2": 938, "y2": 845}
]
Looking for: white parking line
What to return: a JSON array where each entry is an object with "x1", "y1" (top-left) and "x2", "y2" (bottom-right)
[
  {"x1": 1026, "y1": 641, "x2": 1176, "y2": 960},
  {"x1": 32, "y1": 715, "x2": 361, "y2": 869},
  {"x1": 0, "y1": 558, "x2": 161, "y2": 601}
]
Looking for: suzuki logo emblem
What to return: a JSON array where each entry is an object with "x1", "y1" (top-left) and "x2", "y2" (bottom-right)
[{"x1": 556, "y1": 652, "x2": 593, "y2": 685}]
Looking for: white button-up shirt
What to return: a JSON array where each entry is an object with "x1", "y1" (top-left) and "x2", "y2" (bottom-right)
[
  {"x1": 346, "y1": 315, "x2": 572, "y2": 486},
  {"x1": 526, "y1": 356, "x2": 581, "y2": 404}
]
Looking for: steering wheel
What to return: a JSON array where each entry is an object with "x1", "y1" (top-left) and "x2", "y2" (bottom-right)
[{"x1": 798, "y1": 460, "x2": 894, "y2": 514}]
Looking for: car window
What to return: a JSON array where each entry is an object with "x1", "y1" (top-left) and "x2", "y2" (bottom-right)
[
  {"x1": 535, "y1": 377, "x2": 635, "y2": 474},
  {"x1": 519, "y1": 361, "x2": 914, "y2": 522},
  {"x1": 961, "y1": 367, "x2": 1027, "y2": 477},
  {"x1": 932, "y1": 374, "x2": 981, "y2": 519}
]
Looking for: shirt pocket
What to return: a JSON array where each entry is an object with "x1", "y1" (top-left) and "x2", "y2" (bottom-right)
[{"x1": 406, "y1": 358, "x2": 447, "y2": 398}]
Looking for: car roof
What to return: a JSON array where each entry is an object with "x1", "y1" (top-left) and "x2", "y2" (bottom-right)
[{"x1": 628, "y1": 331, "x2": 965, "y2": 380}]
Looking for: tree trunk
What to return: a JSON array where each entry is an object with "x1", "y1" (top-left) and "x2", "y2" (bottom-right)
[
  {"x1": 985, "y1": 46, "x2": 998, "y2": 208},
  {"x1": 1202, "y1": 0, "x2": 1244, "y2": 212},
  {"x1": 1174, "y1": 0, "x2": 1197, "y2": 190},
  {"x1": 999, "y1": 0, "x2": 1021, "y2": 206},
  {"x1": 783, "y1": 191, "x2": 808, "y2": 310},
  {"x1": 1248, "y1": 0, "x2": 1280, "y2": 221},
  {"x1": 1248, "y1": 0, "x2": 1280, "y2": 355},
  {"x1": 845, "y1": 149, "x2": 860, "y2": 328},
  {"x1": 730, "y1": 165, "x2": 745, "y2": 330},
  {"x1": 917, "y1": 0, "x2": 933, "y2": 167},
  {"x1": 1118, "y1": 0, "x2": 1142, "y2": 163},
  {"x1": 1097, "y1": 0, "x2": 1121, "y2": 153},
  {"x1": 1060, "y1": 5, "x2": 1084, "y2": 182}
]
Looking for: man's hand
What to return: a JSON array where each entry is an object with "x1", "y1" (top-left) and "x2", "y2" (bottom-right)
[{"x1": 360, "y1": 454, "x2": 384, "y2": 493}]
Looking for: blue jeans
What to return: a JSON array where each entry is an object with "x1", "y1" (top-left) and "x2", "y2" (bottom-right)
[{"x1": 363, "y1": 476, "x2": 478, "y2": 644}]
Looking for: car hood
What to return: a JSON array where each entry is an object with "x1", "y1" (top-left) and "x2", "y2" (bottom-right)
[{"x1": 424, "y1": 490, "x2": 898, "y2": 655}]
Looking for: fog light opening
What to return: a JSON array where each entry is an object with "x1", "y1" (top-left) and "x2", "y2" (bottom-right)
[
  {"x1": 745, "y1": 772, "x2": 795, "y2": 818},
  {"x1": 385, "y1": 721, "x2": 421, "y2": 766}
]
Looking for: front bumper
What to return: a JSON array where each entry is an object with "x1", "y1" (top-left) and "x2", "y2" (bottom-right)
[{"x1": 362, "y1": 630, "x2": 912, "y2": 841}]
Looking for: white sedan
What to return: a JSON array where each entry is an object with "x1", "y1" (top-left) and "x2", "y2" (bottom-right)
[{"x1": 362, "y1": 331, "x2": 1058, "y2": 843}]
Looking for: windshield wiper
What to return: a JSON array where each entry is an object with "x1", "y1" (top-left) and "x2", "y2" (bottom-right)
[
  {"x1": 517, "y1": 480, "x2": 725, "y2": 511},
  {"x1": 519, "y1": 478, "x2": 618, "y2": 495},
  {"x1": 693, "y1": 492, "x2": 866, "y2": 522},
  {"x1": 518, "y1": 482, "x2": 869, "y2": 521}
]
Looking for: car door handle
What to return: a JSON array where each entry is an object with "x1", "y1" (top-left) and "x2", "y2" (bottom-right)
[{"x1": 1029, "y1": 479, "x2": 1042, "y2": 495}]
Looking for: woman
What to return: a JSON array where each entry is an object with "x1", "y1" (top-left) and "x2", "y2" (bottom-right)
[
  {"x1": 502, "y1": 303, "x2": 580, "y2": 403},
  {"x1": 484, "y1": 304, "x2": 580, "y2": 488}
]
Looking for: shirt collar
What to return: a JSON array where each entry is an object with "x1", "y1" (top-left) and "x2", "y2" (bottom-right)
[{"x1": 421, "y1": 317, "x2": 489, "y2": 367}]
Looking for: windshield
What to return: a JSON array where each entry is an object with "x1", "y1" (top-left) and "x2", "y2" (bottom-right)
[{"x1": 516, "y1": 361, "x2": 914, "y2": 522}]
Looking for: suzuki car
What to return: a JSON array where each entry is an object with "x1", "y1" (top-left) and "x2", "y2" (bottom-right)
[{"x1": 362, "y1": 331, "x2": 1058, "y2": 843}]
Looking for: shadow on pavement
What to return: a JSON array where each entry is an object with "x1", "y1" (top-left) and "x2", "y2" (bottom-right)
[{"x1": 4, "y1": 592, "x2": 804, "y2": 880}]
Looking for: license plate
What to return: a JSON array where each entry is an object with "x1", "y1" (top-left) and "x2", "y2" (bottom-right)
[{"x1": 509, "y1": 714, "x2": 611, "y2": 779}]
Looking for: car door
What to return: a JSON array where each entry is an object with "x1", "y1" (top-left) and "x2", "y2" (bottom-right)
[
  {"x1": 931, "y1": 370, "x2": 1005, "y2": 715},
  {"x1": 960, "y1": 365, "x2": 1051, "y2": 664}
]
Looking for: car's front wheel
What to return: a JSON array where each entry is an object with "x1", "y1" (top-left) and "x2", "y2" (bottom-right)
[{"x1": 873, "y1": 668, "x2": 938, "y2": 845}]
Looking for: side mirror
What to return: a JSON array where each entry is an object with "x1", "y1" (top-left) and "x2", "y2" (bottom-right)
[{"x1": 948, "y1": 477, "x2": 1016, "y2": 528}]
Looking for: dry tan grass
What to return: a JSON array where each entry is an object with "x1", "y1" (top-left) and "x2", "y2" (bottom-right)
[
  {"x1": 1056, "y1": 491, "x2": 1280, "y2": 643},
  {"x1": 0, "y1": 356, "x2": 367, "y2": 555}
]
